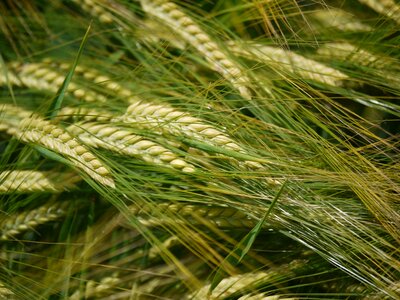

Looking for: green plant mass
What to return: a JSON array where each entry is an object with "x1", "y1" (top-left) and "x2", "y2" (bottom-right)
[{"x1": 1, "y1": 0, "x2": 399, "y2": 299}]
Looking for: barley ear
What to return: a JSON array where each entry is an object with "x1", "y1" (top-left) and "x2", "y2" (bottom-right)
[
  {"x1": 0, "y1": 282, "x2": 14, "y2": 299},
  {"x1": 122, "y1": 102, "x2": 263, "y2": 168},
  {"x1": 69, "y1": 274, "x2": 120, "y2": 300},
  {"x1": 229, "y1": 41, "x2": 349, "y2": 87},
  {"x1": 0, "y1": 170, "x2": 81, "y2": 193},
  {"x1": 358, "y1": 0, "x2": 400, "y2": 25},
  {"x1": 71, "y1": 0, "x2": 114, "y2": 24},
  {"x1": 3, "y1": 62, "x2": 107, "y2": 103},
  {"x1": 310, "y1": 8, "x2": 372, "y2": 32},
  {"x1": 0, "y1": 201, "x2": 70, "y2": 241},
  {"x1": 0, "y1": 104, "x2": 115, "y2": 188},
  {"x1": 140, "y1": 0, "x2": 252, "y2": 99},
  {"x1": 68, "y1": 121, "x2": 196, "y2": 172}
]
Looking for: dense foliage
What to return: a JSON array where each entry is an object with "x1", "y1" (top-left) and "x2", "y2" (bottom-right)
[{"x1": 0, "y1": 0, "x2": 399, "y2": 299}]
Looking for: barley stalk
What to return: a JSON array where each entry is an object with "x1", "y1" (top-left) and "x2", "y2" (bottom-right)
[
  {"x1": 358, "y1": 0, "x2": 400, "y2": 24},
  {"x1": 0, "y1": 170, "x2": 81, "y2": 193},
  {"x1": 140, "y1": 0, "x2": 252, "y2": 99},
  {"x1": 229, "y1": 41, "x2": 349, "y2": 86},
  {"x1": 68, "y1": 121, "x2": 195, "y2": 172},
  {"x1": 0, "y1": 104, "x2": 115, "y2": 187},
  {"x1": 0, "y1": 201, "x2": 70, "y2": 240}
]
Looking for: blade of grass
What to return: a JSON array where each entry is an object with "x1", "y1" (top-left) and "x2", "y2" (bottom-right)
[
  {"x1": 179, "y1": 137, "x2": 267, "y2": 163},
  {"x1": 34, "y1": 145, "x2": 73, "y2": 167},
  {"x1": 209, "y1": 180, "x2": 288, "y2": 294},
  {"x1": 47, "y1": 22, "x2": 92, "y2": 119},
  {"x1": 0, "y1": 53, "x2": 17, "y2": 105}
]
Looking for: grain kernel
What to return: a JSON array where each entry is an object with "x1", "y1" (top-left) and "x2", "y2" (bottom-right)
[{"x1": 170, "y1": 159, "x2": 186, "y2": 169}]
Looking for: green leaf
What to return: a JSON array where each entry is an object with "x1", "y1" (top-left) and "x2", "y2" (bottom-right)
[
  {"x1": 209, "y1": 180, "x2": 288, "y2": 293},
  {"x1": 179, "y1": 137, "x2": 267, "y2": 163},
  {"x1": 0, "y1": 53, "x2": 17, "y2": 105},
  {"x1": 47, "y1": 22, "x2": 92, "y2": 119},
  {"x1": 34, "y1": 145, "x2": 72, "y2": 166}
]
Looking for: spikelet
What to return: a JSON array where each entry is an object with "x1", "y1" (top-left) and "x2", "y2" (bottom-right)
[
  {"x1": 0, "y1": 104, "x2": 115, "y2": 187},
  {"x1": 136, "y1": 18, "x2": 187, "y2": 49},
  {"x1": 121, "y1": 102, "x2": 262, "y2": 169},
  {"x1": 124, "y1": 202, "x2": 256, "y2": 228},
  {"x1": 56, "y1": 106, "x2": 115, "y2": 122},
  {"x1": 1, "y1": 62, "x2": 107, "y2": 103},
  {"x1": 0, "y1": 201, "x2": 70, "y2": 240},
  {"x1": 0, "y1": 66, "x2": 21, "y2": 86},
  {"x1": 71, "y1": 0, "x2": 114, "y2": 24},
  {"x1": 310, "y1": 8, "x2": 372, "y2": 32},
  {"x1": 229, "y1": 41, "x2": 349, "y2": 86},
  {"x1": 358, "y1": 0, "x2": 400, "y2": 25},
  {"x1": 69, "y1": 274, "x2": 120, "y2": 300},
  {"x1": 148, "y1": 235, "x2": 180, "y2": 259},
  {"x1": 68, "y1": 122, "x2": 196, "y2": 172},
  {"x1": 140, "y1": 0, "x2": 252, "y2": 99},
  {"x1": 0, "y1": 282, "x2": 14, "y2": 299},
  {"x1": 0, "y1": 170, "x2": 81, "y2": 193}
]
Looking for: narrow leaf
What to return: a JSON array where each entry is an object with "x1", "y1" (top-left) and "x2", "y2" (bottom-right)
[
  {"x1": 47, "y1": 22, "x2": 92, "y2": 119},
  {"x1": 0, "y1": 53, "x2": 17, "y2": 105},
  {"x1": 209, "y1": 180, "x2": 288, "y2": 293}
]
